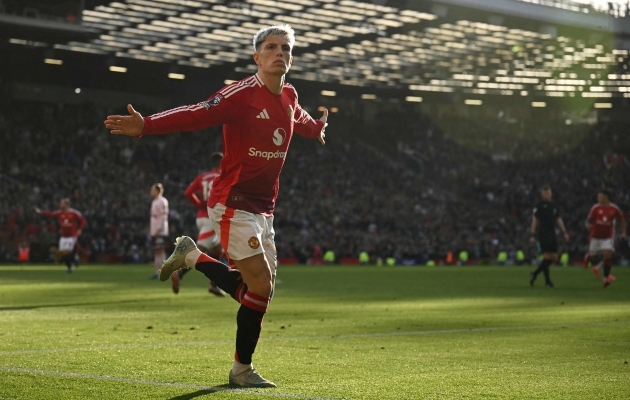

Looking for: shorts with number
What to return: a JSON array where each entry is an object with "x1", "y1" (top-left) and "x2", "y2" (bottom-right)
[
  {"x1": 58, "y1": 237, "x2": 77, "y2": 252},
  {"x1": 208, "y1": 203, "x2": 277, "y2": 276},
  {"x1": 152, "y1": 236, "x2": 168, "y2": 250},
  {"x1": 589, "y1": 238, "x2": 614, "y2": 253},
  {"x1": 196, "y1": 217, "x2": 220, "y2": 249}
]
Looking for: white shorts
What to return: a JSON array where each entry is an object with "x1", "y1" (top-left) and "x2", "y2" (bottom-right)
[
  {"x1": 58, "y1": 237, "x2": 77, "y2": 252},
  {"x1": 208, "y1": 203, "x2": 277, "y2": 276},
  {"x1": 589, "y1": 238, "x2": 615, "y2": 253},
  {"x1": 196, "y1": 217, "x2": 220, "y2": 250}
]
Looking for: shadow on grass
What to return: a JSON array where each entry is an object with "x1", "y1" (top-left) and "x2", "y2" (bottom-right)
[
  {"x1": 169, "y1": 385, "x2": 234, "y2": 399},
  {"x1": 0, "y1": 298, "x2": 148, "y2": 311}
]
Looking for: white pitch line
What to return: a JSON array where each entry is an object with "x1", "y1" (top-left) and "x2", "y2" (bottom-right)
[
  {"x1": 0, "y1": 320, "x2": 627, "y2": 357},
  {"x1": 0, "y1": 366, "x2": 340, "y2": 400}
]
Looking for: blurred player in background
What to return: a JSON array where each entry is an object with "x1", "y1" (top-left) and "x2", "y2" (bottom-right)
[
  {"x1": 34, "y1": 198, "x2": 85, "y2": 273},
  {"x1": 172, "y1": 151, "x2": 226, "y2": 296},
  {"x1": 150, "y1": 183, "x2": 169, "y2": 280},
  {"x1": 105, "y1": 24, "x2": 328, "y2": 388},
  {"x1": 529, "y1": 185, "x2": 570, "y2": 288},
  {"x1": 583, "y1": 190, "x2": 626, "y2": 287}
]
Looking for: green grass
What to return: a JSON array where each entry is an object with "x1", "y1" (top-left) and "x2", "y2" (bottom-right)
[{"x1": 0, "y1": 264, "x2": 629, "y2": 399}]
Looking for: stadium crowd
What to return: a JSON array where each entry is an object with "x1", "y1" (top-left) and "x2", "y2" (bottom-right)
[{"x1": 1, "y1": 99, "x2": 628, "y2": 265}]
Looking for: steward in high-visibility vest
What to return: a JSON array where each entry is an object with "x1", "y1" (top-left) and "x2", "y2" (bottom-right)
[
  {"x1": 516, "y1": 250, "x2": 525, "y2": 265},
  {"x1": 458, "y1": 251, "x2": 469, "y2": 266},
  {"x1": 560, "y1": 252, "x2": 569, "y2": 267},
  {"x1": 359, "y1": 251, "x2": 369, "y2": 265}
]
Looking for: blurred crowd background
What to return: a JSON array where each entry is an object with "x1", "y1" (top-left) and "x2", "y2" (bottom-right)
[{"x1": 1, "y1": 99, "x2": 629, "y2": 265}]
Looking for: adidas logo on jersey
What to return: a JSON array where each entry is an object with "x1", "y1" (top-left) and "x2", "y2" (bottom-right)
[{"x1": 256, "y1": 109, "x2": 270, "y2": 119}]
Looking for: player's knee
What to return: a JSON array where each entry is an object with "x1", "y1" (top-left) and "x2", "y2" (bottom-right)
[{"x1": 248, "y1": 272, "x2": 272, "y2": 297}]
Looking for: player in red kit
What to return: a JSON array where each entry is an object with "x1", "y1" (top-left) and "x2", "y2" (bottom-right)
[
  {"x1": 105, "y1": 24, "x2": 328, "y2": 387},
  {"x1": 583, "y1": 190, "x2": 626, "y2": 287},
  {"x1": 172, "y1": 151, "x2": 226, "y2": 296},
  {"x1": 35, "y1": 198, "x2": 86, "y2": 273}
]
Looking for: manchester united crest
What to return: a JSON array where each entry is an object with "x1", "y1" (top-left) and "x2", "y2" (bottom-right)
[
  {"x1": 248, "y1": 236, "x2": 260, "y2": 249},
  {"x1": 287, "y1": 105, "x2": 294, "y2": 120}
]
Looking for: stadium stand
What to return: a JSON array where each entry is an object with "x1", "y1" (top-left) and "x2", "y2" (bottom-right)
[{"x1": 1, "y1": 99, "x2": 628, "y2": 265}]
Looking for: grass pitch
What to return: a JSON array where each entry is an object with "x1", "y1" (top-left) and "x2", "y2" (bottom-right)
[{"x1": 0, "y1": 264, "x2": 629, "y2": 399}]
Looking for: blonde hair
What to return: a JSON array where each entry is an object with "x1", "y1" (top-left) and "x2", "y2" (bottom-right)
[
  {"x1": 253, "y1": 24, "x2": 295, "y2": 51},
  {"x1": 152, "y1": 183, "x2": 164, "y2": 195}
]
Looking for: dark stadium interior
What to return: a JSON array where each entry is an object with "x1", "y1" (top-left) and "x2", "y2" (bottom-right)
[{"x1": 1, "y1": 0, "x2": 629, "y2": 266}]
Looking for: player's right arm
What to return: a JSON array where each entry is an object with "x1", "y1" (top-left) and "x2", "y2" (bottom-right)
[
  {"x1": 585, "y1": 206, "x2": 595, "y2": 230},
  {"x1": 34, "y1": 207, "x2": 55, "y2": 217},
  {"x1": 104, "y1": 93, "x2": 240, "y2": 136}
]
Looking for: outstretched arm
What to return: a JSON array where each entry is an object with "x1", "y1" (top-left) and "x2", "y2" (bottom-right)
[
  {"x1": 34, "y1": 207, "x2": 55, "y2": 217},
  {"x1": 294, "y1": 104, "x2": 328, "y2": 145},
  {"x1": 105, "y1": 93, "x2": 239, "y2": 137},
  {"x1": 104, "y1": 104, "x2": 144, "y2": 136}
]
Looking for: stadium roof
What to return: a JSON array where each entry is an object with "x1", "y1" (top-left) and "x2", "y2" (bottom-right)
[{"x1": 9, "y1": 0, "x2": 630, "y2": 99}]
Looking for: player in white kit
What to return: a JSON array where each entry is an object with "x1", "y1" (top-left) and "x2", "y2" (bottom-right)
[{"x1": 150, "y1": 183, "x2": 169, "y2": 279}]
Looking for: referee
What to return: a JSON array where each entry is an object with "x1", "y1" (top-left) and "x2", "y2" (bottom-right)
[{"x1": 529, "y1": 184, "x2": 570, "y2": 287}]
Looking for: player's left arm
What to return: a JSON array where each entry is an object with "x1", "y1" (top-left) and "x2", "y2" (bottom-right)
[
  {"x1": 556, "y1": 217, "x2": 570, "y2": 242},
  {"x1": 293, "y1": 102, "x2": 328, "y2": 145}
]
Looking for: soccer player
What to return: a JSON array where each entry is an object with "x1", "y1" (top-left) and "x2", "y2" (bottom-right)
[
  {"x1": 529, "y1": 185, "x2": 570, "y2": 288},
  {"x1": 174, "y1": 151, "x2": 227, "y2": 296},
  {"x1": 104, "y1": 24, "x2": 328, "y2": 388},
  {"x1": 583, "y1": 190, "x2": 626, "y2": 287},
  {"x1": 34, "y1": 198, "x2": 86, "y2": 273},
  {"x1": 150, "y1": 183, "x2": 169, "y2": 280}
]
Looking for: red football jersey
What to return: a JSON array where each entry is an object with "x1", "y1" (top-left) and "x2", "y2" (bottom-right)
[
  {"x1": 587, "y1": 203, "x2": 625, "y2": 239},
  {"x1": 40, "y1": 208, "x2": 86, "y2": 237},
  {"x1": 143, "y1": 74, "x2": 324, "y2": 215},
  {"x1": 184, "y1": 168, "x2": 221, "y2": 218}
]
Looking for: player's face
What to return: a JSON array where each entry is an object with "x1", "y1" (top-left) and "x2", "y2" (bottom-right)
[
  {"x1": 150, "y1": 187, "x2": 159, "y2": 198},
  {"x1": 541, "y1": 189, "x2": 552, "y2": 201},
  {"x1": 597, "y1": 193, "x2": 608, "y2": 204},
  {"x1": 254, "y1": 35, "x2": 292, "y2": 76},
  {"x1": 59, "y1": 200, "x2": 69, "y2": 210}
]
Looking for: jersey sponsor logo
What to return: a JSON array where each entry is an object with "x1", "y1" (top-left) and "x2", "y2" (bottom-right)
[
  {"x1": 248, "y1": 236, "x2": 260, "y2": 249},
  {"x1": 273, "y1": 128, "x2": 287, "y2": 146},
  {"x1": 248, "y1": 148, "x2": 287, "y2": 160},
  {"x1": 200, "y1": 95, "x2": 223, "y2": 110}
]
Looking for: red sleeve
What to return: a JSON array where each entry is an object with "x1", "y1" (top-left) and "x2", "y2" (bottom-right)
[
  {"x1": 184, "y1": 176, "x2": 204, "y2": 209},
  {"x1": 142, "y1": 91, "x2": 241, "y2": 135},
  {"x1": 40, "y1": 210, "x2": 57, "y2": 218},
  {"x1": 75, "y1": 210, "x2": 86, "y2": 230},
  {"x1": 587, "y1": 206, "x2": 596, "y2": 221},
  {"x1": 293, "y1": 103, "x2": 325, "y2": 139},
  {"x1": 616, "y1": 207, "x2": 625, "y2": 221}
]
